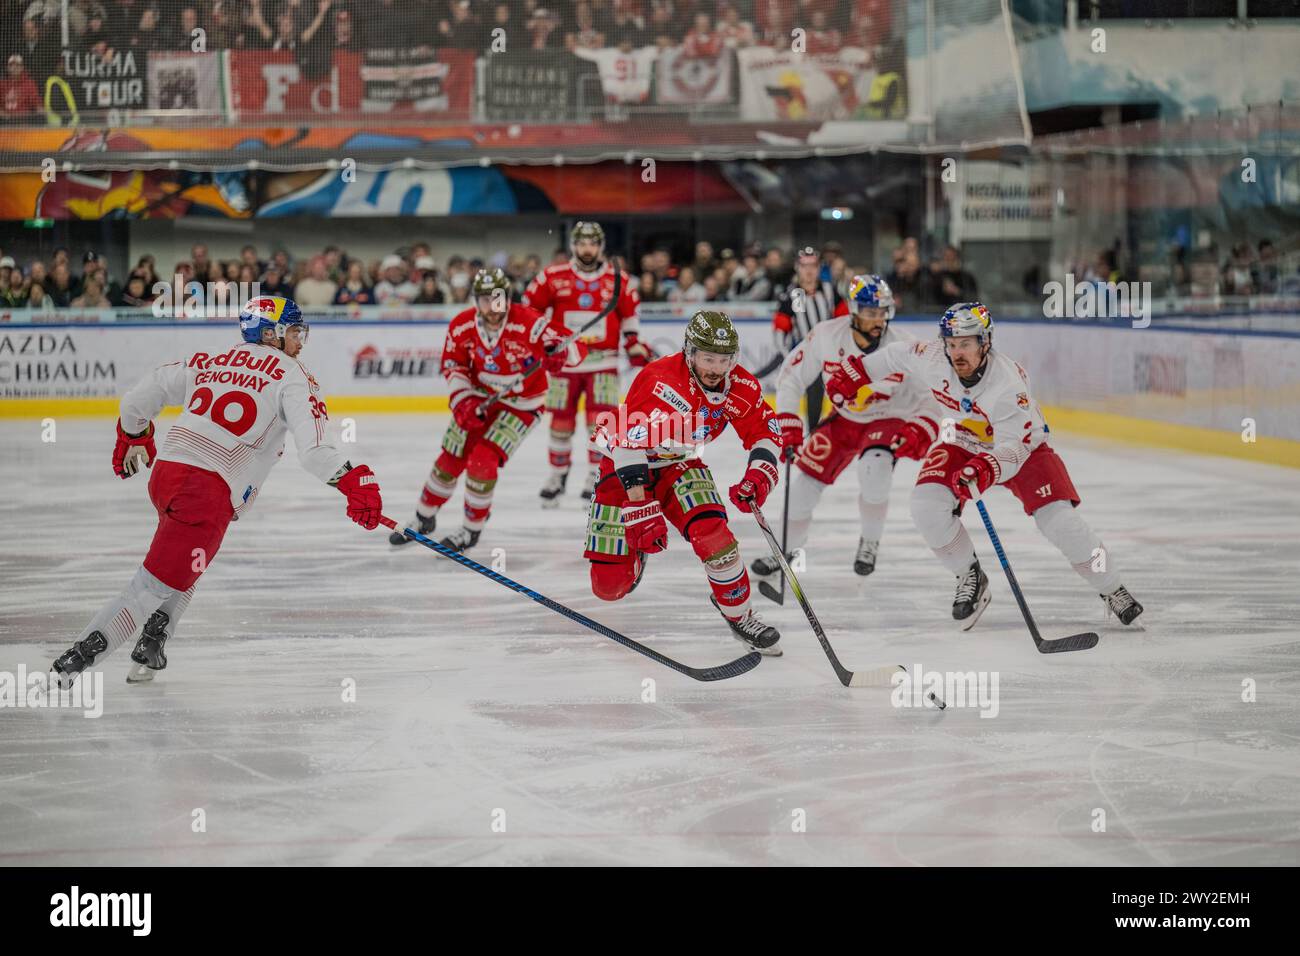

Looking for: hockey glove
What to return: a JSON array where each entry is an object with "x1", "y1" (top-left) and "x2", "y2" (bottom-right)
[
  {"x1": 454, "y1": 395, "x2": 489, "y2": 432},
  {"x1": 113, "y1": 420, "x2": 156, "y2": 479},
  {"x1": 773, "y1": 412, "x2": 804, "y2": 461},
  {"x1": 729, "y1": 458, "x2": 779, "y2": 514},
  {"x1": 825, "y1": 354, "x2": 870, "y2": 408},
  {"x1": 624, "y1": 333, "x2": 654, "y2": 368},
  {"x1": 337, "y1": 464, "x2": 383, "y2": 530},
  {"x1": 950, "y1": 453, "x2": 998, "y2": 501},
  {"x1": 622, "y1": 499, "x2": 668, "y2": 554},
  {"x1": 891, "y1": 419, "x2": 936, "y2": 461}
]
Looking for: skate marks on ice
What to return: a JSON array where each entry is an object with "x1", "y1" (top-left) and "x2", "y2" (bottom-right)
[{"x1": 2, "y1": 416, "x2": 1298, "y2": 865}]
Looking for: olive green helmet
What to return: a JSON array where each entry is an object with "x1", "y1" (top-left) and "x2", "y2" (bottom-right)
[
  {"x1": 471, "y1": 267, "x2": 512, "y2": 297},
  {"x1": 569, "y1": 221, "x2": 605, "y2": 254},
  {"x1": 684, "y1": 309, "x2": 740, "y2": 355}
]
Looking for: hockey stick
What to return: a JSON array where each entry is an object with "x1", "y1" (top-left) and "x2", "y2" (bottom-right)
[
  {"x1": 477, "y1": 262, "x2": 624, "y2": 417},
  {"x1": 968, "y1": 485, "x2": 1100, "y2": 654},
  {"x1": 757, "y1": 453, "x2": 792, "y2": 605},
  {"x1": 378, "y1": 515, "x2": 760, "y2": 682},
  {"x1": 749, "y1": 501, "x2": 927, "y2": 691}
]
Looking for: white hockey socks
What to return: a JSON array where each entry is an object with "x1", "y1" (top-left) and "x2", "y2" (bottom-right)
[
  {"x1": 80, "y1": 566, "x2": 178, "y2": 658},
  {"x1": 911, "y1": 481, "x2": 977, "y2": 575},
  {"x1": 1033, "y1": 500, "x2": 1122, "y2": 595},
  {"x1": 856, "y1": 447, "x2": 894, "y2": 543}
]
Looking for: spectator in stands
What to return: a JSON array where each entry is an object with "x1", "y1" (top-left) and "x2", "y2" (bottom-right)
[
  {"x1": 134, "y1": 255, "x2": 158, "y2": 287},
  {"x1": 334, "y1": 260, "x2": 375, "y2": 305},
  {"x1": 82, "y1": 4, "x2": 111, "y2": 49},
  {"x1": 71, "y1": 274, "x2": 110, "y2": 308},
  {"x1": 239, "y1": 245, "x2": 264, "y2": 277},
  {"x1": 609, "y1": 3, "x2": 648, "y2": 47},
  {"x1": 806, "y1": 10, "x2": 843, "y2": 53},
  {"x1": 188, "y1": 243, "x2": 210, "y2": 280},
  {"x1": 522, "y1": 253, "x2": 542, "y2": 287},
  {"x1": 691, "y1": 240, "x2": 716, "y2": 278},
  {"x1": 293, "y1": 255, "x2": 339, "y2": 305},
  {"x1": 27, "y1": 259, "x2": 47, "y2": 292},
  {"x1": 682, "y1": 12, "x2": 722, "y2": 57},
  {"x1": 438, "y1": 0, "x2": 482, "y2": 49},
  {"x1": 927, "y1": 244, "x2": 977, "y2": 305},
  {"x1": 763, "y1": 246, "x2": 790, "y2": 291},
  {"x1": 170, "y1": 5, "x2": 204, "y2": 50},
  {"x1": 566, "y1": 2, "x2": 605, "y2": 50},
  {"x1": 14, "y1": 17, "x2": 57, "y2": 88},
  {"x1": 1, "y1": 54, "x2": 41, "y2": 119},
  {"x1": 716, "y1": 4, "x2": 756, "y2": 48},
  {"x1": 25, "y1": 0, "x2": 67, "y2": 31},
  {"x1": 484, "y1": 3, "x2": 514, "y2": 50},
  {"x1": 237, "y1": 263, "x2": 258, "y2": 286},
  {"x1": 886, "y1": 248, "x2": 923, "y2": 310},
  {"x1": 526, "y1": 7, "x2": 563, "y2": 50},
  {"x1": 668, "y1": 266, "x2": 707, "y2": 303},
  {"x1": 729, "y1": 251, "x2": 770, "y2": 300},
  {"x1": 1221, "y1": 242, "x2": 1255, "y2": 296},
  {"x1": 1254, "y1": 239, "x2": 1279, "y2": 295},
  {"x1": 126, "y1": 6, "x2": 166, "y2": 54},
  {"x1": 25, "y1": 280, "x2": 54, "y2": 312},
  {"x1": 114, "y1": 273, "x2": 153, "y2": 308},
  {"x1": 375, "y1": 254, "x2": 417, "y2": 304},
  {"x1": 81, "y1": 251, "x2": 119, "y2": 302},
  {"x1": 1188, "y1": 249, "x2": 1221, "y2": 298},
  {"x1": 259, "y1": 262, "x2": 295, "y2": 299},
  {"x1": 638, "y1": 271, "x2": 664, "y2": 303},
  {"x1": 413, "y1": 272, "x2": 446, "y2": 304},
  {"x1": 757, "y1": 0, "x2": 794, "y2": 46},
  {"x1": 323, "y1": 245, "x2": 346, "y2": 281},
  {"x1": 271, "y1": 10, "x2": 300, "y2": 50},
  {"x1": 647, "y1": 2, "x2": 675, "y2": 46},
  {"x1": 0, "y1": 256, "x2": 19, "y2": 306}
]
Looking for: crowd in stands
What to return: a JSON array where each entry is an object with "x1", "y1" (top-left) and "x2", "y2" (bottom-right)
[
  {"x1": 2, "y1": 0, "x2": 891, "y2": 118},
  {"x1": 5, "y1": 232, "x2": 1294, "y2": 314}
]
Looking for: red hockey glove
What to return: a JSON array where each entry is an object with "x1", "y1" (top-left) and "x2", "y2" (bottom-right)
[
  {"x1": 622, "y1": 499, "x2": 668, "y2": 554},
  {"x1": 542, "y1": 340, "x2": 568, "y2": 374},
  {"x1": 773, "y1": 412, "x2": 804, "y2": 461},
  {"x1": 729, "y1": 458, "x2": 779, "y2": 514},
  {"x1": 825, "y1": 354, "x2": 870, "y2": 408},
  {"x1": 453, "y1": 395, "x2": 488, "y2": 432},
  {"x1": 113, "y1": 420, "x2": 156, "y2": 479},
  {"x1": 950, "y1": 453, "x2": 998, "y2": 501},
  {"x1": 336, "y1": 464, "x2": 383, "y2": 530},
  {"x1": 624, "y1": 333, "x2": 654, "y2": 368},
  {"x1": 891, "y1": 419, "x2": 935, "y2": 461}
]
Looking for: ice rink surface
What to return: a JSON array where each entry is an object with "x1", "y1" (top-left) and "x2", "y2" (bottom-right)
[{"x1": 2, "y1": 414, "x2": 1298, "y2": 866}]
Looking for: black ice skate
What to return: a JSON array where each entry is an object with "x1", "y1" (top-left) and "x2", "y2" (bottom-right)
[
  {"x1": 711, "y1": 596, "x2": 782, "y2": 656},
  {"x1": 1102, "y1": 585, "x2": 1144, "y2": 626},
  {"x1": 580, "y1": 470, "x2": 598, "y2": 501},
  {"x1": 953, "y1": 560, "x2": 991, "y2": 631},
  {"x1": 390, "y1": 511, "x2": 437, "y2": 547},
  {"x1": 539, "y1": 471, "x2": 568, "y2": 508},
  {"x1": 439, "y1": 527, "x2": 481, "y2": 554},
  {"x1": 853, "y1": 538, "x2": 879, "y2": 576},
  {"x1": 51, "y1": 631, "x2": 108, "y2": 690},
  {"x1": 750, "y1": 551, "x2": 797, "y2": 577},
  {"x1": 126, "y1": 610, "x2": 169, "y2": 684}
]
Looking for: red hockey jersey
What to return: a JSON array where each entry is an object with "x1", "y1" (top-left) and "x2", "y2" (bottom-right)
[
  {"x1": 594, "y1": 352, "x2": 781, "y2": 469},
  {"x1": 441, "y1": 303, "x2": 586, "y2": 413},
  {"x1": 522, "y1": 261, "x2": 640, "y2": 373}
]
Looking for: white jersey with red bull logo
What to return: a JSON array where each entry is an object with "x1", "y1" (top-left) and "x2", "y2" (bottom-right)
[
  {"x1": 119, "y1": 342, "x2": 351, "y2": 517},
  {"x1": 776, "y1": 319, "x2": 932, "y2": 426},
  {"x1": 859, "y1": 339, "x2": 1049, "y2": 483}
]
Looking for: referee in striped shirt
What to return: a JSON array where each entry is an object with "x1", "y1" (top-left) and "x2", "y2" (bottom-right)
[{"x1": 771, "y1": 246, "x2": 849, "y2": 431}]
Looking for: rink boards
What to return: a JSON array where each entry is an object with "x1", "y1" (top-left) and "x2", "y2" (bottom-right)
[{"x1": 1, "y1": 311, "x2": 1297, "y2": 469}]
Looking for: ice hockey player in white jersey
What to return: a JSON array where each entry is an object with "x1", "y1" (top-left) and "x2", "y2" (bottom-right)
[
  {"x1": 51, "y1": 296, "x2": 385, "y2": 688},
  {"x1": 755, "y1": 275, "x2": 938, "y2": 580},
  {"x1": 826, "y1": 302, "x2": 1143, "y2": 629}
]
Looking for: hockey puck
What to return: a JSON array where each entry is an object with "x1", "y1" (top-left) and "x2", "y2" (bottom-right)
[{"x1": 928, "y1": 691, "x2": 947, "y2": 710}]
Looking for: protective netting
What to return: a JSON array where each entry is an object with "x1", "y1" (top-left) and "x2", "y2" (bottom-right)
[{"x1": 0, "y1": 0, "x2": 1036, "y2": 171}]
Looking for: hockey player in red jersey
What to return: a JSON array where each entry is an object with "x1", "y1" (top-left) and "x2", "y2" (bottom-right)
[
  {"x1": 825, "y1": 302, "x2": 1144, "y2": 629},
  {"x1": 585, "y1": 310, "x2": 784, "y2": 655},
  {"x1": 390, "y1": 268, "x2": 587, "y2": 554},
  {"x1": 51, "y1": 296, "x2": 384, "y2": 688},
  {"x1": 524, "y1": 221, "x2": 648, "y2": 507}
]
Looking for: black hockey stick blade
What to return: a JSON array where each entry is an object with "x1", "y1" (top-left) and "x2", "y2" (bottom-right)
[
  {"x1": 1037, "y1": 631, "x2": 1101, "y2": 653},
  {"x1": 757, "y1": 579, "x2": 785, "y2": 605},
  {"x1": 379, "y1": 516, "x2": 760, "y2": 682},
  {"x1": 970, "y1": 494, "x2": 1100, "y2": 655},
  {"x1": 750, "y1": 502, "x2": 894, "y2": 687}
]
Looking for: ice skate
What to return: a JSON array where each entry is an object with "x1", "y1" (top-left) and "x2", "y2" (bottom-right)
[{"x1": 953, "y1": 560, "x2": 991, "y2": 631}]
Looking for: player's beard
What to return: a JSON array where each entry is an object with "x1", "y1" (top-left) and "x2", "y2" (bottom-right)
[{"x1": 574, "y1": 253, "x2": 601, "y2": 273}]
